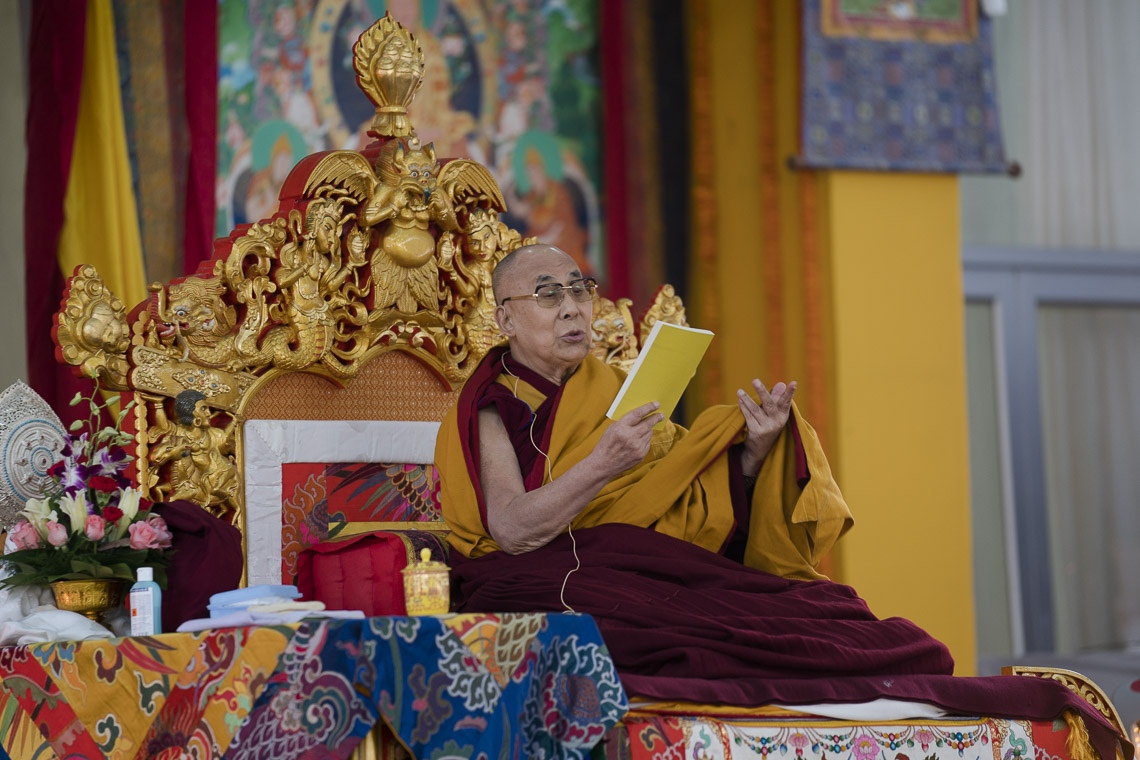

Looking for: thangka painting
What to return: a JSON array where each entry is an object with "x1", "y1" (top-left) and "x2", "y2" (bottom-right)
[
  {"x1": 821, "y1": 0, "x2": 978, "y2": 44},
  {"x1": 801, "y1": 0, "x2": 1006, "y2": 173},
  {"x1": 216, "y1": 0, "x2": 605, "y2": 280}
]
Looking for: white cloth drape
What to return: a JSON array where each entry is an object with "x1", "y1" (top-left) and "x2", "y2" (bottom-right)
[
  {"x1": 1038, "y1": 306, "x2": 1140, "y2": 652},
  {"x1": 961, "y1": 0, "x2": 1140, "y2": 658}
]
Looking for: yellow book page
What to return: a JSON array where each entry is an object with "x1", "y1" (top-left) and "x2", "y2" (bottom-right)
[{"x1": 606, "y1": 321, "x2": 714, "y2": 424}]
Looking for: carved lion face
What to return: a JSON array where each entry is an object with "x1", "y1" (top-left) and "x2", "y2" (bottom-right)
[
  {"x1": 80, "y1": 300, "x2": 129, "y2": 354},
  {"x1": 161, "y1": 279, "x2": 235, "y2": 344},
  {"x1": 591, "y1": 297, "x2": 634, "y2": 350}
]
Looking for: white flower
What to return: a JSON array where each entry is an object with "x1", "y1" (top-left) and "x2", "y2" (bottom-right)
[
  {"x1": 58, "y1": 492, "x2": 90, "y2": 535},
  {"x1": 20, "y1": 497, "x2": 57, "y2": 534},
  {"x1": 114, "y1": 487, "x2": 143, "y2": 538},
  {"x1": 118, "y1": 487, "x2": 141, "y2": 520}
]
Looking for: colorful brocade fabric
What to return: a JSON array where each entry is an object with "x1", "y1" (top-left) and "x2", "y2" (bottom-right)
[
  {"x1": 0, "y1": 612, "x2": 626, "y2": 759},
  {"x1": 281, "y1": 461, "x2": 444, "y2": 582}
]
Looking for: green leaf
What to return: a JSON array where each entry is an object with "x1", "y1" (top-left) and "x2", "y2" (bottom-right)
[{"x1": 117, "y1": 399, "x2": 137, "y2": 423}]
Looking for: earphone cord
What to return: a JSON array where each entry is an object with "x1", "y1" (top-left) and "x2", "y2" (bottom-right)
[{"x1": 502, "y1": 352, "x2": 579, "y2": 613}]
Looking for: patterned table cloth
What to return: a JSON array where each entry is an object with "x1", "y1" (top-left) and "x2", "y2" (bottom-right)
[
  {"x1": 0, "y1": 612, "x2": 627, "y2": 759},
  {"x1": 604, "y1": 713, "x2": 1077, "y2": 760}
]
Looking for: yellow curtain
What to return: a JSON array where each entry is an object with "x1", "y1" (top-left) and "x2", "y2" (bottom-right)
[{"x1": 59, "y1": 0, "x2": 148, "y2": 308}]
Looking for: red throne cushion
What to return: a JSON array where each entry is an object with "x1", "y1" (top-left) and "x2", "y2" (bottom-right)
[{"x1": 296, "y1": 530, "x2": 450, "y2": 616}]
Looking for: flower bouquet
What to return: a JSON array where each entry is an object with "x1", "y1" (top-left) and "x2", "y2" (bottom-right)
[{"x1": 0, "y1": 390, "x2": 172, "y2": 590}]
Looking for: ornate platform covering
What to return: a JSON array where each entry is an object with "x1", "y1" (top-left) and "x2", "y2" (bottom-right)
[
  {"x1": 606, "y1": 713, "x2": 1070, "y2": 760},
  {"x1": 0, "y1": 612, "x2": 626, "y2": 759}
]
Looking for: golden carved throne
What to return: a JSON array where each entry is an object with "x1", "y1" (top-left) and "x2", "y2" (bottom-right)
[{"x1": 51, "y1": 12, "x2": 686, "y2": 598}]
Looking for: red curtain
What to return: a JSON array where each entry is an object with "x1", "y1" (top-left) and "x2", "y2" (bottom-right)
[
  {"x1": 182, "y1": 1, "x2": 218, "y2": 276},
  {"x1": 24, "y1": 0, "x2": 92, "y2": 427},
  {"x1": 23, "y1": 1, "x2": 218, "y2": 422},
  {"x1": 601, "y1": 0, "x2": 630, "y2": 300}
]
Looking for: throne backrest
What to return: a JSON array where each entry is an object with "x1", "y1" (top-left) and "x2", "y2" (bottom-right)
[{"x1": 50, "y1": 12, "x2": 688, "y2": 586}]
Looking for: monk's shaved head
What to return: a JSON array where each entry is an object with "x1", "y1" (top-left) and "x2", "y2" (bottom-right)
[
  {"x1": 491, "y1": 243, "x2": 592, "y2": 385},
  {"x1": 492, "y1": 244, "x2": 571, "y2": 304}
]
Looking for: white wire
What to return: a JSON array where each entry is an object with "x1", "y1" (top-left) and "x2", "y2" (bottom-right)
[
  {"x1": 560, "y1": 524, "x2": 580, "y2": 614},
  {"x1": 502, "y1": 352, "x2": 577, "y2": 613}
]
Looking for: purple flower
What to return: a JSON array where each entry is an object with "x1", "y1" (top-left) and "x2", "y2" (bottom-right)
[
  {"x1": 94, "y1": 446, "x2": 129, "y2": 476},
  {"x1": 56, "y1": 460, "x2": 86, "y2": 494},
  {"x1": 59, "y1": 434, "x2": 84, "y2": 460}
]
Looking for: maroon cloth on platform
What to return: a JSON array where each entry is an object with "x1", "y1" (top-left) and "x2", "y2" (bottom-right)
[
  {"x1": 153, "y1": 501, "x2": 243, "y2": 632},
  {"x1": 451, "y1": 523, "x2": 1124, "y2": 760}
]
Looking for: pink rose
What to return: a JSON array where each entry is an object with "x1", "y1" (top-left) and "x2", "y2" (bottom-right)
[
  {"x1": 84, "y1": 514, "x2": 106, "y2": 542},
  {"x1": 9, "y1": 521, "x2": 42, "y2": 550},
  {"x1": 46, "y1": 520, "x2": 69, "y2": 547},
  {"x1": 146, "y1": 515, "x2": 173, "y2": 549},
  {"x1": 128, "y1": 520, "x2": 162, "y2": 550}
]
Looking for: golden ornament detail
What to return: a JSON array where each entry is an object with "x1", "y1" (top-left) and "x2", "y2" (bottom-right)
[
  {"x1": 50, "y1": 578, "x2": 127, "y2": 624},
  {"x1": 401, "y1": 548, "x2": 449, "y2": 615}
]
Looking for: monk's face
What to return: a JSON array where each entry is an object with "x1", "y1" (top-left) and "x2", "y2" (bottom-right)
[{"x1": 495, "y1": 248, "x2": 592, "y2": 385}]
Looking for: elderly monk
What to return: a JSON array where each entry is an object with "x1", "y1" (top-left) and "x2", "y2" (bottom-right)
[{"x1": 434, "y1": 244, "x2": 1124, "y2": 758}]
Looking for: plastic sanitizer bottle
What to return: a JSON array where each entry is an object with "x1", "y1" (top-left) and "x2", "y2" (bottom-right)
[{"x1": 129, "y1": 567, "x2": 162, "y2": 636}]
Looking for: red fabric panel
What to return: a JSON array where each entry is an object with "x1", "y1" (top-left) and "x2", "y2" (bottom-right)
[
  {"x1": 1032, "y1": 718, "x2": 1077, "y2": 760},
  {"x1": 600, "y1": 0, "x2": 629, "y2": 298},
  {"x1": 181, "y1": 0, "x2": 218, "y2": 275},
  {"x1": 296, "y1": 533, "x2": 409, "y2": 616},
  {"x1": 24, "y1": 0, "x2": 92, "y2": 427}
]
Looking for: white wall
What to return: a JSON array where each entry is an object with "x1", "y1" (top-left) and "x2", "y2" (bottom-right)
[{"x1": 0, "y1": 2, "x2": 26, "y2": 389}]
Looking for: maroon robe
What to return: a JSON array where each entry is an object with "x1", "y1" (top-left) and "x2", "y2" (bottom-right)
[{"x1": 445, "y1": 350, "x2": 1126, "y2": 760}]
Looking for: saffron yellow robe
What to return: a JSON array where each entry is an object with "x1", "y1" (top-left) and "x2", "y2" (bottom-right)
[{"x1": 437, "y1": 351, "x2": 853, "y2": 580}]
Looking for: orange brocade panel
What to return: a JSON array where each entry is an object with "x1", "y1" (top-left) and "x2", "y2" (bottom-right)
[{"x1": 243, "y1": 350, "x2": 462, "y2": 422}]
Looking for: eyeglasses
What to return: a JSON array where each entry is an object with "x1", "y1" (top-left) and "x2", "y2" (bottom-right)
[{"x1": 500, "y1": 277, "x2": 598, "y2": 308}]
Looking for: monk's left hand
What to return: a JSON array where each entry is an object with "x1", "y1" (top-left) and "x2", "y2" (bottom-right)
[{"x1": 737, "y1": 379, "x2": 797, "y2": 477}]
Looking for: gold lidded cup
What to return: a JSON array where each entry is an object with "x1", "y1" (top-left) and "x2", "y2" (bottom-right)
[{"x1": 401, "y1": 548, "x2": 449, "y2": 616}]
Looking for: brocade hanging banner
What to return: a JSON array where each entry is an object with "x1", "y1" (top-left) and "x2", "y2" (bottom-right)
[
  {"x1": 801, "y1": 0, "x2": 1007, "y2": 173},
  {"x1": 821, "y1": 0, "x2": 978, "y2": 44}
]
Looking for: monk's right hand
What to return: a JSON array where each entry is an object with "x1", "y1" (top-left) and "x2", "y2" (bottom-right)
[{"x1": 592, "y1": 401, "x2": 664, "y2": 477}]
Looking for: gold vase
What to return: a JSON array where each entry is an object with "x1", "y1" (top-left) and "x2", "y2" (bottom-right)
[{"x1": 50, "y1": 579, "x2": 127, "y2": 624}]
